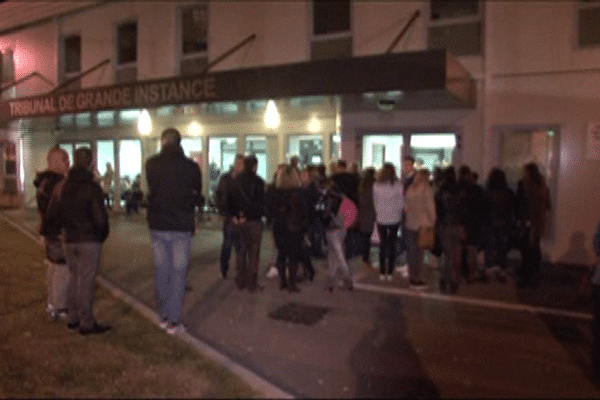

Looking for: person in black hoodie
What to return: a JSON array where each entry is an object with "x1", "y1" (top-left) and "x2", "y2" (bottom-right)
[
  {"x1": 146, "y1": 128, "x2": 203, "y2": 334},
  {"x1": 34, "y1": 146, "x2": 70, "y2": 320},
  {"x1": 227, "y1": 155, "x2": 266, "y2": 292},
  {"x1": 45, "y1": 147, "x2": 110, "y2": 335}
]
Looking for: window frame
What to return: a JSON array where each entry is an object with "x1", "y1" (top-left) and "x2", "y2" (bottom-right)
[
  {"x1": 58, "y1": 32, "x2": 82, "y2": 89},
  {"x1": 310, "y1": 0, "x2": 352, "y2": 43},
  {"x1": 115, "y1": 20, "x2": 138, "y2": 68}
]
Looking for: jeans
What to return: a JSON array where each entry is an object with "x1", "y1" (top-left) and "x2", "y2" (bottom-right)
[
  {"x1": 150, "y1": 230, "x2": 192, "y2": 325},
  {"x1": 377, "y1": 223, "x2": 400, "y2": 275},
  {"x1": 439, "y1": 224, "x2": 466, "y2": 286},
  {"x1": 309, "y1": 218, "x2": 326, "y2": 256},
  {"x1": 326, "y1": 228, "x2": 352, "y2": 288},
  {"x1": 360, "y1": 231, "x2": 372, "y2": 263},
  {"x1": 65, "y1": 242, "x2": 102, "y2": 329},
  {"x1": 235, "y1": 220, "x2": 263, "y2": 291},
  {"x1": 220, "y1": 219, "x2": 242, "y2": 278}
]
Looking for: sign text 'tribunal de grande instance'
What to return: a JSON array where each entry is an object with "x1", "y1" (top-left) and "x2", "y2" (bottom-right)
[{"x1": 6, "y1": 75, "x2": 217, "y2": 119}]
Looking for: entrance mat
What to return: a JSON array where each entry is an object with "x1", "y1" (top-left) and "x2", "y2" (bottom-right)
[{"x1": 268, "y1": 302, "x2": 330, "y2": 326}]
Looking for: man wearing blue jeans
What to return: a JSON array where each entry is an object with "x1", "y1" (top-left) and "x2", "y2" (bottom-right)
[{"x1": 146, "y1": 128, "x2": 203, "y2": 334}]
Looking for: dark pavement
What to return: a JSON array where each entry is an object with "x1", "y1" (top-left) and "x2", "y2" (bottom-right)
[{"x1": 3, "y1": 207, "x2": 600, "y2": 398}]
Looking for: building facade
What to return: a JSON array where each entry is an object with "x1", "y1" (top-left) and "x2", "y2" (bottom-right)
[{"x1": 0, "y1": 0, "x2": 599, "y2": 266}]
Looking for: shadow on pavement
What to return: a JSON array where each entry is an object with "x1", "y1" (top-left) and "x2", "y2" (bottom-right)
[{"x1": 349, "y1": 296, "x2": 440, "y2": 398}]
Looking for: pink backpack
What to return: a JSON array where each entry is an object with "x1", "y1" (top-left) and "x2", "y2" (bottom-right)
[{"x1": 338, "y1": 196, "x2": 358, "y2": 229}]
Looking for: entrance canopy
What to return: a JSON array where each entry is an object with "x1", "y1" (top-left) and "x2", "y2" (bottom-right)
[{"x1": 0, "y1": 49, "x2": 475, "y2": 122}]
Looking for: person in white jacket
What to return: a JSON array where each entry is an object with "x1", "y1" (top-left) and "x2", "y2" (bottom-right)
[
  {"x1": 372, "y1": 163, "x2": 404, "y2": 281},
  {"x1": 404, "y1": 168, "x2": 436, "y2": 289}
]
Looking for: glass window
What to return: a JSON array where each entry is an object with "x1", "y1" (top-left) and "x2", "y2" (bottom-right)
[
  {"x1": 313, "y1": 0, "x2": 350, "y2": 35},
  {"x1": 428, "y1": 23, "x2": 481, "y2": 56},
  {"x1": 75, "y1": 113, "x2": 91, "y2": 127},
  {"x1": 362, "y1": 135, "x2": 403, "y2": 171},
  {"x1": 331, "y1": 134, "x2": 340, "y2": 162},
  {"x1": 245, "y1": 136, "x2": 268, "y2": 181},
  {"x1": 208, "y1": 137, "x2": 238, "y2": 200},
  {"x1": 288, "y1": 135, "x2": 323, "y2": 168},
  {"x1": 579, "y1": 1, "x2": 600, "y2": 47},
  {"x1": 289, "y1": 96, "x2": 326, "y2": 108},
  {"x1": 431, "y1": 0, "x2": 479, "y2": 20},
  {"x1": 96, "y1": 140, "x2": 115, "y2": 178},
  {"x1": 96, "y1": 111, "x2": 115, "y2": 127},
  {"x1": 58, "y1": 143, "x2": 74, "y2": 165},
  {"x1": 119, "y1": 109, "x2": 141, "y2": 124},
  {"x1": 63, "y1": 35, "x2": 81, "y2": 74},
  {"x1": 117, "y1": 22, "x2": 137, "y2": 65},
  {"x1": 409, "y1": 134, "x2": 456, "y2": 171},
  {"x1": 156, "y1": 106, "x2": 176, "y2": 117},
  {"x1": 181, "y1": 137, "x2": 203, "y2": 158},
  {"x1": 246, "y1": 100, "x2": 268, "y2": 114},
  {"x1": 207, "y1": 102, "x2": 239, "y2": 115},
  {"x1": 118, "y1": 139, "x2": 142, "y2": 202},
  {"x1": 182, "y1": 4, "x2": 208, "y2": 54},
  {"x1": 59, "y1": 114, "x2": 74, "y2": 127}
]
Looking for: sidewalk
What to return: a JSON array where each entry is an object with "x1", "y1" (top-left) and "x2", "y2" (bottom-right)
[{"x1": 2, "y1": 207, "x2": 597, "y2": 398}]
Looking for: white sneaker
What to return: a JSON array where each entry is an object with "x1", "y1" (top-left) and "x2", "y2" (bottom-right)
[
  {"x1": 386, "y1": 275, "x2": 392, "y2": 282},
  {"x1": 266, "y1": 266, "x2": 279, "y2": 279},
  {"x1": 159, "y1": 319, "x2": 169, "y2": 330},
  {"x1": 379, "y1": 274, "x2": 385, "y2": 282},
  {"x1": 166, "y1": 324, "x2": 186, "y2": 335}
]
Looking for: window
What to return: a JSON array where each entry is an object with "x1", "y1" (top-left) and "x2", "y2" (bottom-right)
[
  {"x1": 180, "y1": 4, "x2": 209, "y2": 75},
  {"x1": 311, "y1": 0, "x2": 352, "y2": 60},
  {"x1": 116, "y1": 22, "x2": 137, "y2": 83},
  {"x1": 207, "y1": 102, "x2": 239, "y2": 115},
  {"x1": 428, "y1": 0, "x2": 482, "y2": 56},
  {"x1": 578, "y1": 0, "x2": 600, "y2": 47},
  {"x1": 59, "y1": 34, "x2": 81, "y2": 90}
]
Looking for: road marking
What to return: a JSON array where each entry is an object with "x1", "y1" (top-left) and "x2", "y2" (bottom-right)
[
  {"x1": 0, "y1": 212, "x2": 295, "y2": 400},
  {"x1": 354, "y1": 282, "x2": 593, "y2": 321}
]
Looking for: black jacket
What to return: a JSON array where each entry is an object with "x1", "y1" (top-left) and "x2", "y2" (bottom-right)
[
  {"x1": 227, "y1": 171, "x2": 265, "y2": 221},
  {"x1": 146, "y1": 145, "x2": 203, "y2": 232},
  {"x1": 45, "y1": 167, "x2": 109, "y2": 243},
  {"x1": 34, "y1": 170, "x2": 64, "y2": 238}
]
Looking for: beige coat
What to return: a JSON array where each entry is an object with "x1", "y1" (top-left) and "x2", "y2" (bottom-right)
[{"x1": 404, "y1": 182, "x2": 436, "y2": 231}]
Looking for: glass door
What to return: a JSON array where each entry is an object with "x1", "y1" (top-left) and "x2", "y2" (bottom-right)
[
  {"x1": 362, "y1": 135, "x2": 404, "y2": 170},
  {"x1": 245, "y1": 135, "x2": 268, "y2": 182},
  {"x1": 208, "y1": 136, "x2": 238, "y2": 201},
  {"x1": 409, "y1": 134, "x2": 456, "y2": 171},
  {"x1": 118, "y1": 139, "x2": 142, "y2": 208}
]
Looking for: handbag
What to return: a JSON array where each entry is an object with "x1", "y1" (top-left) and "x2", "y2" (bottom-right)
[{"x1": 418, "y1": 226, "x2": 435, "y2": 250}]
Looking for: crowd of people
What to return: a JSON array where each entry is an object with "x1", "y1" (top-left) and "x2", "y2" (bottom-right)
[{"x1": 35, "y1": 126, "x2": 552, "y2": 336}]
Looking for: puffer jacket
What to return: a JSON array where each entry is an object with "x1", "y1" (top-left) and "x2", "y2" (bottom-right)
[
  {"x1": 34, "y1": 170, "x2": 65, "y2": 238},
  {"x1": 45, "y1": 167, "x2": 109, "y2": 243}
]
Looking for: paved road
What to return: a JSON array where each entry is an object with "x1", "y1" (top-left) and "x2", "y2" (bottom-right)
[{"x1": 4, "y1": 208, "x2": 600, "y2": 398}]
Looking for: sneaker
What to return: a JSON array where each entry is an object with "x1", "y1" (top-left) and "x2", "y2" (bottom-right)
[
  {"x1": 386, "y1": 275, "x2": 392, "y2": 282},
  {"x1": 159, "y1": 319, "x2": 169, "y2": 330},
  {"x1": 166, "y1": 324, "x2": 186, "y2": 335},
  {"x1": 79, "y1": 323, "x2": 111, "y2": 335},
  {"x1": 379, "y1": 274, "x2": 385, "y2": 282},
  {"x1": 397, "y1": 264, "x2": 409, "y2": 278}
]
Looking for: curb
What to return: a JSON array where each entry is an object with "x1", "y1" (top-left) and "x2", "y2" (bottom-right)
[{"x1": 0, "y1": 211, "x2": 295, "y2": 399}]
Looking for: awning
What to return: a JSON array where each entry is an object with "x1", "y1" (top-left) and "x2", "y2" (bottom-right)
[{"x1": 0, "y1": 49, "x2": 475, "y2": 122}]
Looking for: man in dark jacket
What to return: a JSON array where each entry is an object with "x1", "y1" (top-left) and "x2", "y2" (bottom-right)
[
  {"x1": 34, "y1": 146, "x2": 70, "y2": 321},
  {"x1": 227, "y1": 155, "x2": 265, "y2": 292},
  {"x1": 214, "y1": 153, "x2": 244, "y2": 279},
  {"x1": 45, "y1": 147, "x2": 110, "y2": 335},
  {"x1": 146, "y1": 128, "x2": 203, "y2": 334}
]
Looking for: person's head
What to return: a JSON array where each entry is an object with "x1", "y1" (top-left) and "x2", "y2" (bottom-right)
[
  {"x1": 336, "y1": 159, "x2": 347, "y2": 172},
  {"x1": 233, "y1": 153, "x2": 245, "y2": 175},
  {"x1": 442, "y1": 166, "x2": 456, "y2": 184},
  {"x1": 401, "y1": 155, "x2": 415, "y2": 176},
  {"x1": 359, "y1": 167, "x2": 376, "y2": 193},
  {"x1": 46, "y1": 147, "x2": 70, "y2": 175},
  {"x1": 290, "y1": 155, "x2": 299, "y2": 169},
  {"x1": 458, "y1": 165, "x2": 472, "y2": 183},
  {"x1": 349, "y1": 162, "x2": 359, "y2": 175},
  {"x1": 73, "y1": 147, "x2": 94, "y2": 171},
  {"x1": 160, "y1": 128, "x2": 181, "y2": 148},
  {"x1": 523, "y1": 162, "x2": 545, "y2": 186},
  {"x1": 105, "y1": 162, "x2": 113, "y2": 171},
  {"x1": 316, "y1": 164, "x2": 326, "y2": 178},
  {"x1": 329, "y1": 161, "x2": 339, "y2": 175},
  {"x1": 276, "y1": 165, "x2": 302, "y2": 189},
  {"x1": 300, "y1": 166, "x2": 316, "y2": 185},
  {"x1": 486, "y1": 168, "x2": 507, "y2": 190},
  {"x1": 243, "y1": 154, "x2": 258, "y2": 174},
  {"x1": 377, "y1": 162, "x2": 398, "y2": 184},
  {"x1": 413, "y1": 168, "x2": 430, "y2": 187}
]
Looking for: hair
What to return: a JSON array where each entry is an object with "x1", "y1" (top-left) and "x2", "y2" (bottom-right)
[
  {"x1": 523, "y1": 162, "x2": 545, "y2": 186},
  {"x1": 414, "y1": 168, "x2": 430, "y2": 185},
  {"x1": 359, "y1": 167, "x2": 376, "y2": 194},
  {"x1": 276, "y1": 165, "x2": 302, "y2": 189},
  {"x1": 442, "y1": 166, "x2": 456, "y2": 184},
  {"x1": 486, "y1": 168, "x2": 507, "y2": 191},
  {"x1": 243, "y1": 154, "x2": 258, "y2": 174},
  {"x1": 46, "y1": 146, "x2": 69, "y2": 173},
  {"x1": 73, "y1": 147, "x2": 93, "y2": 170},
  {"x1": 458, "y1": 165, "x2": 472, "y2": 183},
  {"x1": 402, "y1": 155, "x2": 415, "y2": 164},
  {"x1": 336, "y1": 159, "x2": 347, "y2": 169},
  {"x1": 161, "y1": 128, "x2": 181, "y2": 146},
  {"x1": 316, "y1": 164, "x2": 326, "y2": 178},
  {"x1": 377, "y1": 162, "x2": 398, "y2": 184}
]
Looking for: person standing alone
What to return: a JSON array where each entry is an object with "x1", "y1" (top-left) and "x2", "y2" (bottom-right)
[{"x1": 146, "y1": 128, "x2": 203, "y2": 334}]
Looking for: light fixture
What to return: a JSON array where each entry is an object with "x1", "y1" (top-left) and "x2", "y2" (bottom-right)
[
  {"x1": 137, "y1": 109, "x2": 152, "y2": 135},
  {"x1": 308, "y1": 116, "x2": 321, "y2": 133},
  {"x1": 188, "y1": 121, "x2": 202, "y2": 136},
  {"x1": 264, "y1": 100, "x2": 280, "y2": 129}
]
